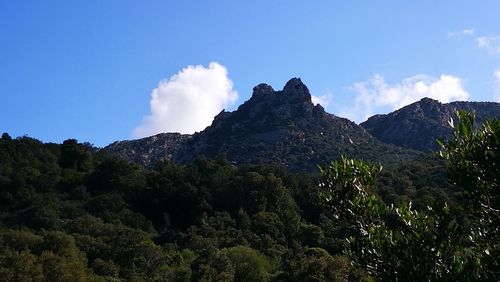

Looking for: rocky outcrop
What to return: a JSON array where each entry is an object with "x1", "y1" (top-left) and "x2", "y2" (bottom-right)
[
  {"x1": 361, "y1": 98, "x2": 500, "y2": 151},
  {"x1": 104, "y1": 133, "x2": 191, "y2": 167}
]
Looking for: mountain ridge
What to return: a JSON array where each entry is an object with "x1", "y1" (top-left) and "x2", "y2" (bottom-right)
[
  {"x1": 105, "y1": 78, "x2": 419, "y2": 170},
  {"x1": 105, "y1": 79, "x2": 500, "y2": 170},
  {"x1": 361, "y1": 97, "x2": 500, "y2": 151}
]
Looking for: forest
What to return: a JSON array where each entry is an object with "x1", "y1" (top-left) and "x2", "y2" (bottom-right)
[{"x1": 0, "y1": 111, "x2": 498, "y2": 281}]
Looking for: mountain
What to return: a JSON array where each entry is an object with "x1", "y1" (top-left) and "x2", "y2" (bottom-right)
[
  {"x1": 361, "y1": 98, "x2": 500, "y2": 151},
  {"x1": 105, "y1": 78, "x2": 419, "y2": 171}
]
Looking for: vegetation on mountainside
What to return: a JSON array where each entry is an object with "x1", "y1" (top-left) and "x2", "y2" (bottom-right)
[{"x1": 0, "y1": 111, "x2": 498, "y2": 281}]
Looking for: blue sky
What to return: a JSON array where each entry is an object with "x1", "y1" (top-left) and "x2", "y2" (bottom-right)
[{"x1": 1, "y1": 1, "x2": 500, "y2": 147}]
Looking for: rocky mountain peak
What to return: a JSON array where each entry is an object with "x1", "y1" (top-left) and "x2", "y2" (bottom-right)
[
  {"x1": 418, "y1": 97, "x2": 439, "y2": 104},
  {"x1": 251, "y1": 83, "x2": 275, "y2": 98},
  {"x1": 282, "y1": 77, "x2": 312, "y2": 103},
  {"x1": 392, "y1": 98, "x2": 448, "y2": 120},
  {"x1": 414, "y1": 97, "x2": 444, "y2": 113},
  {"x1": 236, "y1": 78, "x2": 316, "y2": 120},
  {"x1": 248, "y1": 78, "x2": 313, "y2": 105}
]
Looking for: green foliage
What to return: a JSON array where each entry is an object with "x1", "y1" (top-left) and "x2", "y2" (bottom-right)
[
  {"x1": 0, "y1": 229, "x2": 98, "y2": 282},
  {"x1": 1, "y1": 121, "x2": 497, "y2": 281},
  {"x1": 0, "y1": 248, "x2": 43, "y2": 281},
  {"x1": 291, "y1": 248, "x2": 351, "y2": 282},
  {"x1": 320, "y1": 157, "x2": 468, "y2": 279},
  {"x1": 318, "y1": 111, "x2": 500, "y2": 280},
  {"x1": 318, "y1": 157, "x2": 384, "y2": 236},
  {"x1": 439, "y1": 110, "x2": 500, "y2": 278},
  {"x1": 191, "y1": 247, "x2": 235, "y2": 282},
  {"x1": 223, "y1": 246, "x2": 274, "y2": 282}
]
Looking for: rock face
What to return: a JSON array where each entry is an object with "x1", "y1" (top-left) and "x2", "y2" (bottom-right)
[
  {"x1": 361, "y1": 98, "x2": 500, "y2": 151},
  {"x1": 104, "y1": 78, "x2": 419, "y2": 171},
  {"x1": 174, "y1": 78, "x2": 419, "y2": 170},
  {"x1": 105, "y1": 133, "x2": 190, "y2": 167}
]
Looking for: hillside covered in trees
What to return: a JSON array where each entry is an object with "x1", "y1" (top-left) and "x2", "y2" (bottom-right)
[{"x1": 0, "y1": 110, "x2": 498, "y2": 281}]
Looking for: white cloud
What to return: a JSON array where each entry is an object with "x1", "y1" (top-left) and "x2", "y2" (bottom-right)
[
  {"x1": 448, "y1": 28, "x2": 475, "y2": 37},
  {"x1": 476, "y1": 36, "x2": 500, "y2": 54},
  {"x1": 448, "y1": 29, "x2": 500, "y2": 55},
  {"x1": 311, "y1": 92, "x2": 333, "y2": 108},
  {"x1": 494, "y1": 69, "x2": 500, "y2": 102},
  {"x1": 133, "y1": 62, "x2": 238, "y2": 138},
  {"x1": 341, "y1": 74, "x2": 470, "y2": 123}
]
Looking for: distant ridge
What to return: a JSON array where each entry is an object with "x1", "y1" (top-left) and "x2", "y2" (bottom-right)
[{"x1": 361, "y1": 98, "x2": 500, "y2": 151}]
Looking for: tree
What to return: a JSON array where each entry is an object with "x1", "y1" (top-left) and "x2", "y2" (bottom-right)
[
  {"x1": 291, "y1": 248, "x2": 351, "y2": 282},
  {"x1": 438, "y1": 110, "x2": 500, "y2": 278},
  {"x1": 60, "y1": 139, "x2": 94, "y2": 171},
  {"x1": 223, "y1": 246, "x2": 274, "y2": 282},
  {"x1": 317, "y1": 111, "x2": 500, "y2": 280},
  {"x1": 0, "y1": 249, "x2": 43, "y2": 281},
  {"x1": 190, "y1": 248, "x2": 235, "y2": 282}
]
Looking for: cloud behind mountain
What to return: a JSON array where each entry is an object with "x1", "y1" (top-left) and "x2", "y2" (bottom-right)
[{"x1": 133, "y1": 62, "x2": 238, "y2": 138}]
